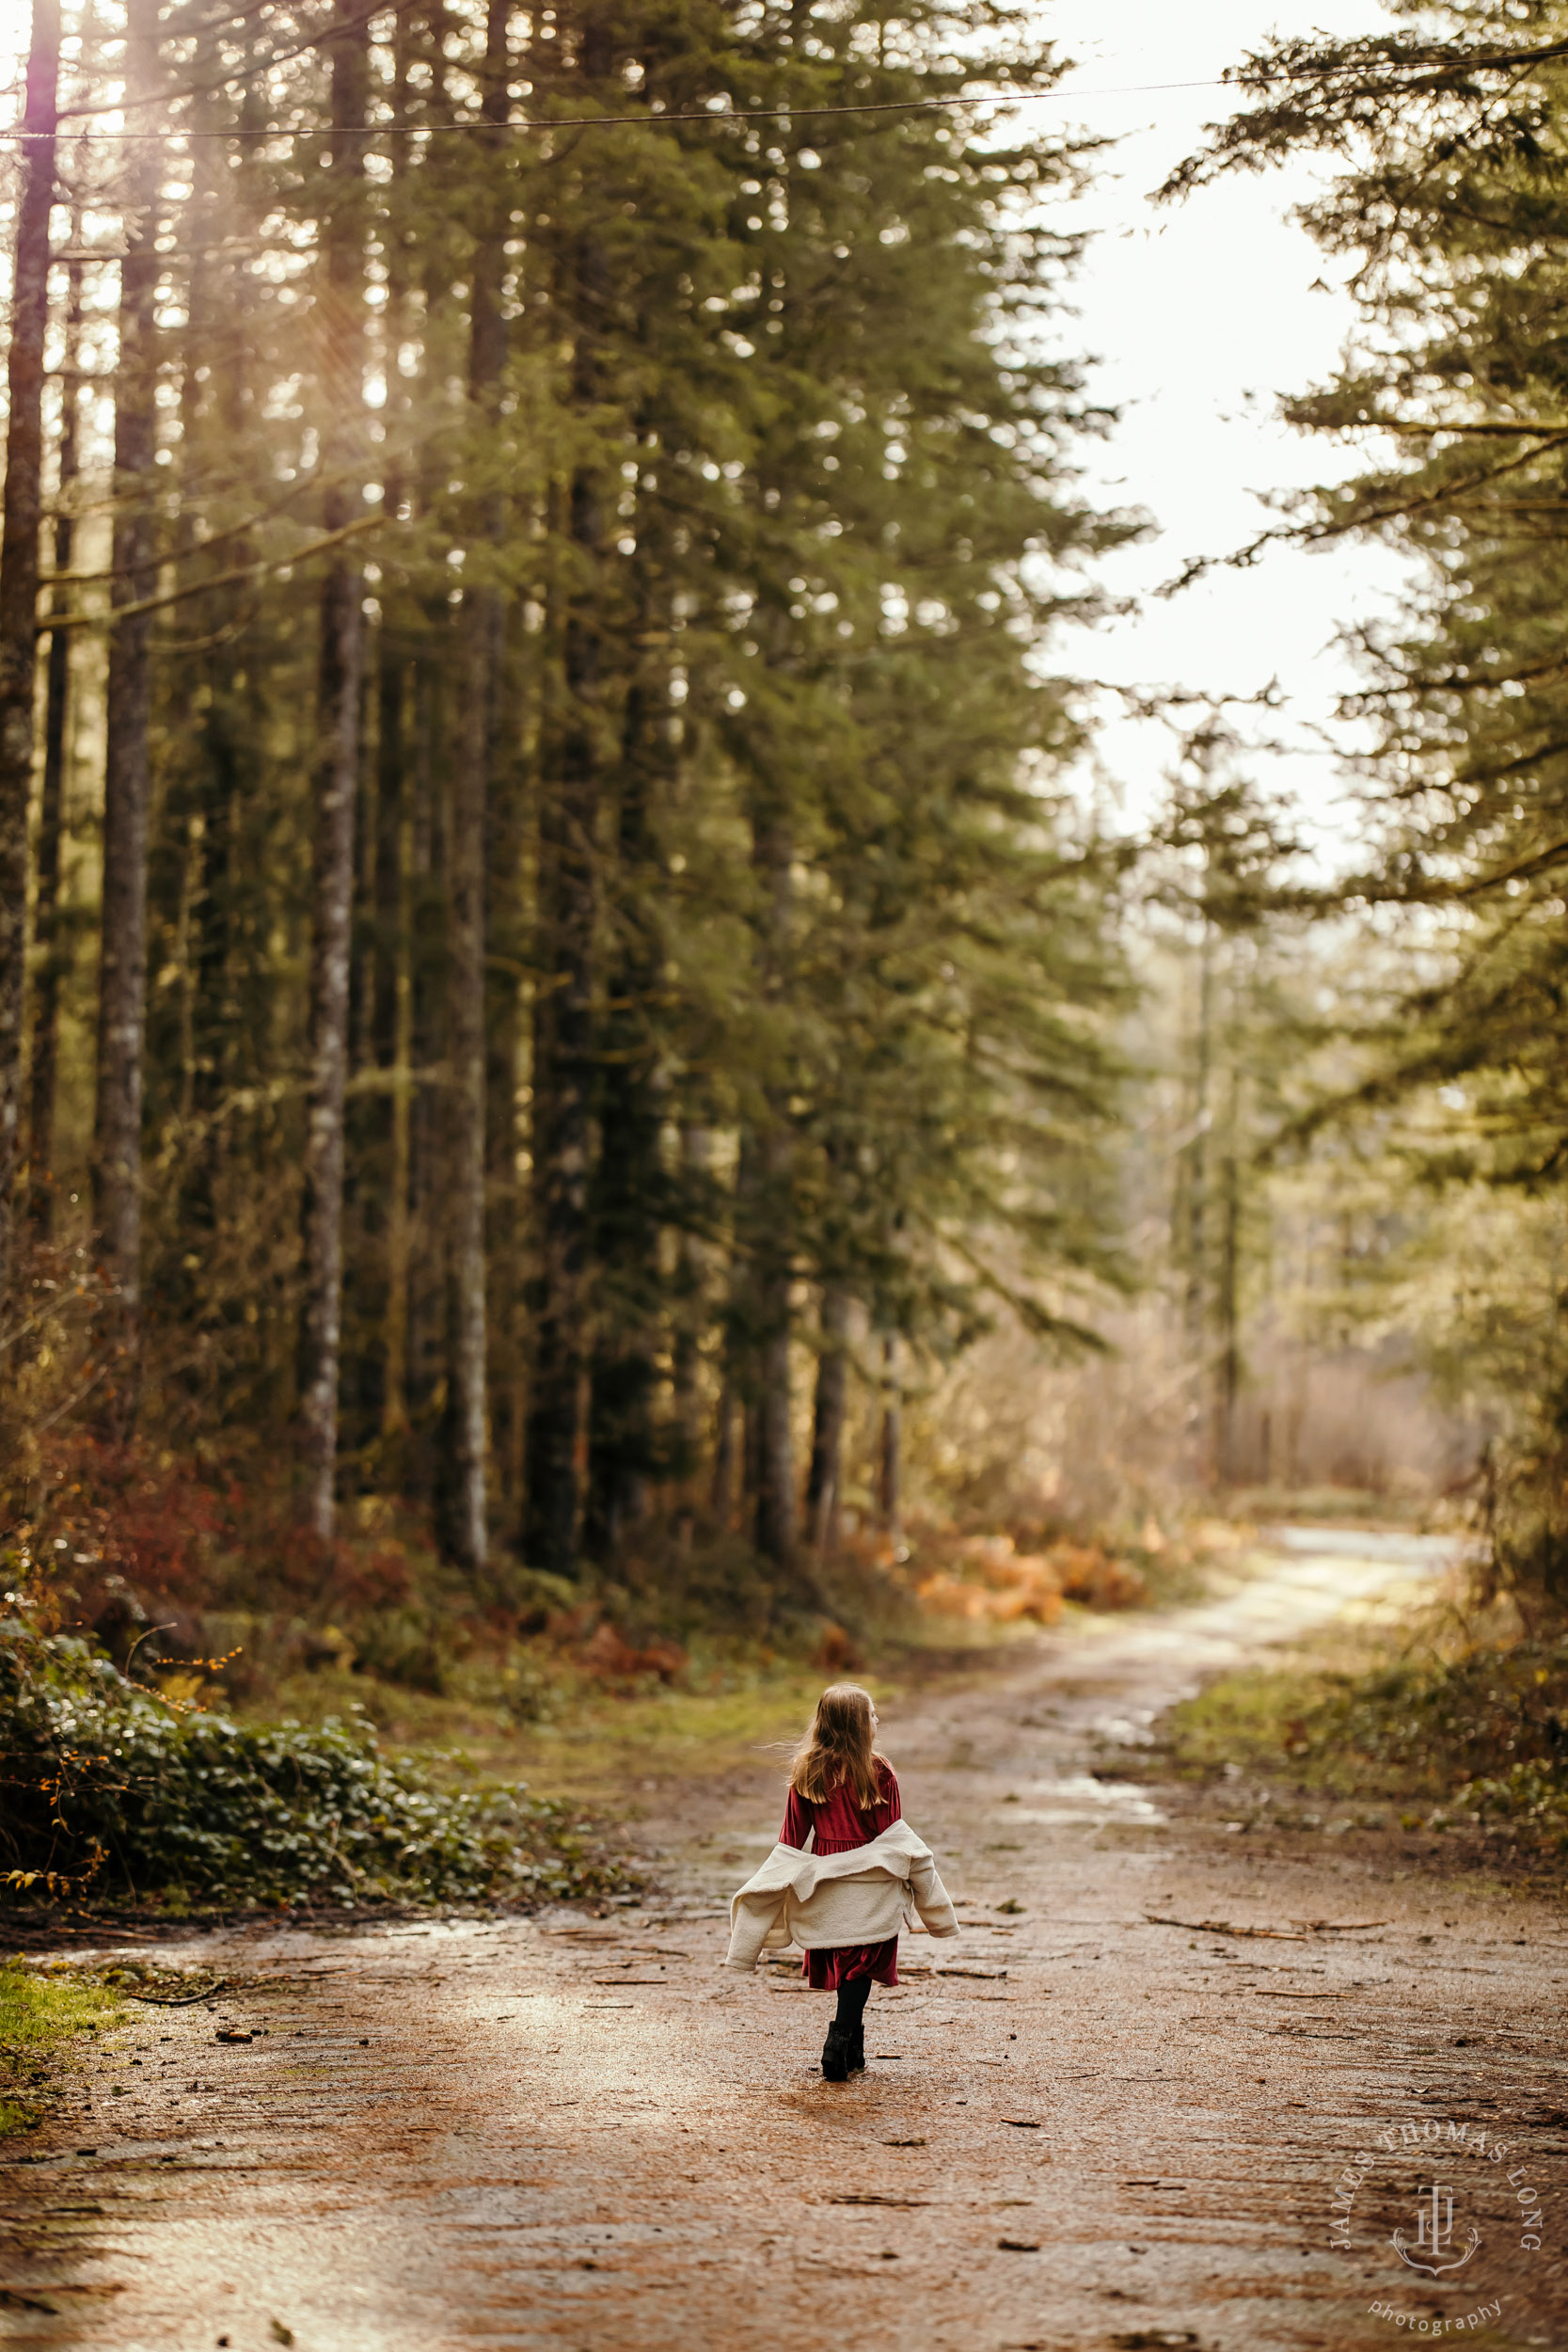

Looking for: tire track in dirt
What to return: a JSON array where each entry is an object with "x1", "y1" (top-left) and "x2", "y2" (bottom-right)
[{"x1": 3, "y1": 1534, "x2": 1565, "y2": 2351}]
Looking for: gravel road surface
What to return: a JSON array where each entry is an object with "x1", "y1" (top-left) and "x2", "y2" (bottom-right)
[{"x1": 3, "y1": 1533, "x2": 1563, "y2": 2351}]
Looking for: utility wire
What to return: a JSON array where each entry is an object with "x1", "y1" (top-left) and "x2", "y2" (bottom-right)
[{"x1": 0, "y1": 77, "x2": 1238, "y2": 140}]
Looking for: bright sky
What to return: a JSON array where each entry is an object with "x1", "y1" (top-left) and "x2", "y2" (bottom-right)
[{"x1": 1043, "y1": 0, "x2": 1411, "y2": 844}]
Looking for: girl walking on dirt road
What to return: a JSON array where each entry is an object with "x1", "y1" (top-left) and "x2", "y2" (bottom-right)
[{"x1": 724, "y1": 1683, "x2": 958, "y2": 2080}]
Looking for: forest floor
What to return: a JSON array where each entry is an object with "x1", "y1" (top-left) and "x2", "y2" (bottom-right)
[{"x1": 3, "y1": 1532, "x2": 1566, "y2": 2352}]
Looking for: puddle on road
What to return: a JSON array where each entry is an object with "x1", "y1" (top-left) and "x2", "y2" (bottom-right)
[
  {"x1": 1002, "y1": 1773, "x2": 1165, "y2": 1828},
  {"x1": 1091, "y1": 1708, "x2": 1157, "y2": 1747}
]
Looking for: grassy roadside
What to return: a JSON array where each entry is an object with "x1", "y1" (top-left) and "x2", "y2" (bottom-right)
[
  {"x1": 234, "y1": 1639, "x2": 1032, "y2": 1804},
  {"x1": 0, "y1": 1517, "x2": 1264, "y2": 1926},
  {"x1": 1155, "y1": 1605, "x2": 1568, "y2": 1882},
  {"x1": 0, "y1": 1963, "x2": 124, "y2": 2138},
  {"x1": 0, "y1": 1616, "x2": 1036, "y2": 1932},
  {"x1": 202, "y1": 1532, "x2": 1275, "y2": 1810}
]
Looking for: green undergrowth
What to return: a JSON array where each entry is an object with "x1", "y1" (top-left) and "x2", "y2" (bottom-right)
[
  {"x1": 5, "y1": 1497, "x2": 1260, "y2": 1889},
  {"x1": 202, "y1": 1539, "x2": 1088, "y2": 1798},
  {"x1": 0, "y1": 1961, "x2": 124, "y2": 2137},
  {"x1": 232, "y1": 1649, "x2": 961, "y2": 1803},
  {"x1": 0, "y1": 1617, "x2": 633, "y2": 1913},
  {"x1": 1164, "y1": 1616, "x2": 1568, "y2": 1848}
]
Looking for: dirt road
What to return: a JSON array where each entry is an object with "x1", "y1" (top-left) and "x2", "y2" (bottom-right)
[{"x1": 4, "y1": 1534, "x2": 1565, "y2": 2352}]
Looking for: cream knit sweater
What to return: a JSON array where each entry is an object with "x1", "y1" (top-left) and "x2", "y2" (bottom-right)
[{"x1": 724, "y1": 1820, "x2": 960, "y2": 1971}]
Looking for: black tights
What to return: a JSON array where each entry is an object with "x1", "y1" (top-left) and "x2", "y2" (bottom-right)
[{"x1": 833, "y1": 1977, "x2": 873, "y2": 2031}]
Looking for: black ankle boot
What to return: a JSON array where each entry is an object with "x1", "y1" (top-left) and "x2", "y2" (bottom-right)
[
  {"x1": 821, "y1": 2023, "x2": 851, "y2": 2083},
  {"x1": 848, "y1": 2021, "x2": 865, "y2": 2074}
]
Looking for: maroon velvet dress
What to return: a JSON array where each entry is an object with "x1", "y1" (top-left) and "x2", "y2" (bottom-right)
[{"x1": 780, "y1": 1761, "x2": 902, "y2": 1990}]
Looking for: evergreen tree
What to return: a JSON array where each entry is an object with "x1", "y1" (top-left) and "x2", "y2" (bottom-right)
[
  {"x1": 1172, "y1": 0, "x2": 1568, "y2": 1585},
  {"x1": 0, "y1": 0, "x2": 59, "y2": 1303},
  {"x1": 0, "y1": 0, "x2": 1132, "y2": 1581}
]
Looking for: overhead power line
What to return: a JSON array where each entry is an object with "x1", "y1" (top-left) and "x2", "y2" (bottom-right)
[{"x1": 0, "y1": 77, "x2": 1236, "y2": 141}]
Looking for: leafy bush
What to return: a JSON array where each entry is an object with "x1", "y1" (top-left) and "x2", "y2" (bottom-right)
[
  {"x1": 1453, "y1": 1759, "x2": 1568, "y2": 1845},
  {"x1": 1300, "y1": 1634, "x2": 1568, "y2": 1795},
  {"x1": 346, "y1": 1604, "x2": 447, "y2": 1693},
  {"x1": 1166, "y1": 1628, "x2": 1568, "y2": 1850},
  {"x1": 0, "y1": 1617, "x2": 630, "y2": 1909}
]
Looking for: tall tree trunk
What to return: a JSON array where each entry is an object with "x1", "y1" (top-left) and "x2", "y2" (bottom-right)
[
  {"x1": 753, "y1": 1118, "x2": 796, "y2": 1565},
  {"x1": 1216, "y1": 944, "x2": 1243, "y2": 1485},
  {"x1": 711, "y1": 1375, "x2": 737, "y2": 1523},
  {"x1": 523, "y1": 181, "x2": 609, "y2": 1576},
  {"x1": 484, "y1": 714, "x2": 526, "y2": 1523},
  {"x1": 340, "y1": 15, "x2": 414, "y2": 1463},
  {"x1": 878, "y1": 1331, "x2": 901, "y2": 1535},
  {"x1": 28, "y1": 242, "x2": 79, "y2": 1238},
  {"x1": 806, "y1": 1284, "x2": 848, "y2": 1553},
  {"x1": 673, "y1": 1120, "x2": 711, "y2": 1486},
  {"x1": 297, "y1": 0, "x2": 368, "y2": 1538},
  {"x1": 720, "y1": 1120, "x2": 763, "y2": 1527},
  {"x1": 523, "y1": 523, "x2": 597, "y2": 1573},
  {"x1": 1183, "y1": 913, "x2": 1213, "y2": 1406},
  {"x1": 373, "y1": 8, "x2": 416, "y2": 1449},
  {"x1": 444, "y1": 0, "x2": 509, "y2": 1575},
  {"x1": 586, "y1": 597, "x2": 670, "y2": 1551},
  {"x1": 404, "y1": 645, "x2": 448, "y2": 1492},
  {"x1": 399, "y1": 3, "x2": 455, "y2": 1505},
  {"x1": 374, "y1": 631, "x2": 408, "y2": 1433},
  {"x1": 93, "y1": 0, "x2": 160, "y2": 1422},
  {"x1": 1216, "y1": 1106, "x2": 1241, "y2": 1483},
  {"x1": 166, "y1": 98, "x2": 254, "y2": 1326},
  {"x1": 0, "y1": 0, "x2": 57, "y2": 1293},
  {"x1": 750, "y1": 800, "x2": 797, "y2": 1568}
]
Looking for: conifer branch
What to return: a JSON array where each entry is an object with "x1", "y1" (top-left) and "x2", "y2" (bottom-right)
[{"x1": 38, "y1": 511, "x2": 386, "y2": 634}]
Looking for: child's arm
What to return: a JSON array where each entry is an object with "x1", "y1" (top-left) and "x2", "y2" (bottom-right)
[
  {"x1": 882, "y1": 1766, "x2": 902, "y2": 1827},
  {"x1": 780, "y1": 1787, "x2": 813, "y2": 1850}
]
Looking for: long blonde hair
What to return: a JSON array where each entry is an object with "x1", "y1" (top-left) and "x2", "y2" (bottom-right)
[{"x1": 790, "y1": 1683, "x2": 885, "y2": 1810}]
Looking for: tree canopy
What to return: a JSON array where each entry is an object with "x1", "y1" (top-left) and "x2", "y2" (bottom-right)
[
  {"x1": 1170, "y1": 0, "x2": 1568, "y2": 1597},
  {"x1": 0, "y1": 0, "x2": 1134, "y2": 1582}
]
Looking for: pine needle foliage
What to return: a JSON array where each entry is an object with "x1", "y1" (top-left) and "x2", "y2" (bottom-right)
[
  {"x1": 1171, "y1": 0, "x2": 1568, "y2": 1603},
  {"x1": 0, "y1": 0, "x2": 1135, "y2": 1579}
]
